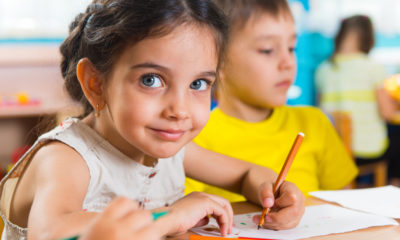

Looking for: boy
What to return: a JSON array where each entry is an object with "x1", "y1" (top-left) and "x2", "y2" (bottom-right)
[{"x1": 186, "y1": 0, "x2": 358, "y2": 201}]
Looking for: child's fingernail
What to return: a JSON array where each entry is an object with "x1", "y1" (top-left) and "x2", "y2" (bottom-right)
[
  {"x1": 266, "y1": 216, "x2": 273, "y2": 223},
  {"x1": 263, "y1": 198, "x2": 274, "y2": 207}
]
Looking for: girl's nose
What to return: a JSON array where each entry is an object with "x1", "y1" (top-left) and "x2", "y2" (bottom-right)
[{"x1": 162, "y1": 97, "x2": 190, "y2": 120}]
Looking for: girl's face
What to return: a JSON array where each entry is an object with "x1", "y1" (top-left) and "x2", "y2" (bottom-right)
[
  {"x1": 222, "y1": 12, "x2": 297, "y2": 108},
  {"x1": 99, "y1": 24, "x2": 218, "y2": 160}
]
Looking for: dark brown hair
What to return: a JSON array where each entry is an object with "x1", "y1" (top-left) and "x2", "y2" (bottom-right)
[
  {"x1": 212, "y1": 0, "x2": 293, "y2": 32},
  {"x1": 60, "y1": 0, "x2": 228, "y2": 117},
  {"x1": 334, "y1": 15, "x2": 375, "y2": 56}
]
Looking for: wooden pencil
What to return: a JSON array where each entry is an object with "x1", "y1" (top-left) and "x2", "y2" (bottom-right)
[{"x1": 257, "y1": 132, "x2": 305, "y2": 229}]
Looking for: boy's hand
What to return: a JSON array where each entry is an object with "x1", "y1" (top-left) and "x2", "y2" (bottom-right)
[
  {"x1": 162, "y1": 192, "x2": 233, "y2": 236},
  {"x1": 253, "y1": 181, "x2": 305, "y2": 230},
  {"x1": 80, "y1": 197, "x2": 161, "y2": 240}
]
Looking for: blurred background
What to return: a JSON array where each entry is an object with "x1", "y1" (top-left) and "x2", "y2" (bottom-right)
[{"x1": 0, "y1": 0, "x2": 400, "y2": 175}]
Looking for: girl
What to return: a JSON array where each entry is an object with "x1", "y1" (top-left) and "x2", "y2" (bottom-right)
[
  {"x1": 316, "y1": 15, "x2": 394, "y2": 166},
  {"x1": 0, "y1": 0, "x2": 304, "y2": 239}
]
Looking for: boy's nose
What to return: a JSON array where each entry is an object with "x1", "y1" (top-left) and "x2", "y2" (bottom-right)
[{"x1": 279, "y1": 52, "x2": 295, "y2": 71}]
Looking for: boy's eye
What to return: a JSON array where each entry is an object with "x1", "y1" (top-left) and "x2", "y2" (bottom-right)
[
  {"x1": 190, "y1": 79, "x2": 209, "y2": 91},
  {"x1": 140, "y1": 74, "x2": 162, "y2": 88},
  {"x1": 259, "y1": 49, "x2": 273, "y2": 54}
]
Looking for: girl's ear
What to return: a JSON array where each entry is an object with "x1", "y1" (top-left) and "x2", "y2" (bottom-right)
[{"x1": 76, "y1": 58, "x2": 106, "y2": 111}]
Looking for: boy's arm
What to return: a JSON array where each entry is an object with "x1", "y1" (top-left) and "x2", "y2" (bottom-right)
[
  {"x1": 184, "y1": 141, "x2": 276, "y2": 205},
  {"x1": 184, "y1": 142, "x2": 277, "y2": 204},
  {"x1": 184, "y1": 142, "x2": 304, "y2": 229}
]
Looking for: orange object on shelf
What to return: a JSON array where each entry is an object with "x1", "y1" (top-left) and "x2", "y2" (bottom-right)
[{"x1": 16, "y1": 92, "x2": 29, "y2": 105}]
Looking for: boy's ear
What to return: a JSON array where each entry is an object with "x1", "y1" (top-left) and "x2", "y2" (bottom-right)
[{"x1": 76, "y1": 58, "x2": 105, "y2": 110}]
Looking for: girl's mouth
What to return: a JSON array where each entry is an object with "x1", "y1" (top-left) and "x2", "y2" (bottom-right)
[{"x1": 149, "y1": 128, "x2": 186, "y2": 141}]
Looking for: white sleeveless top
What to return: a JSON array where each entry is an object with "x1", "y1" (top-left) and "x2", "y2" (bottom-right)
[{"x1": 0, "y1": 118, "x2": 186, "y2": 240}]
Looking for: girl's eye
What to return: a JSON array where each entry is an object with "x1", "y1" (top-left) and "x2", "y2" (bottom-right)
[
  {"x1": 140, "y1": 74, "x2": 162, "y2": 88},
  {"x1": 289, "y1": 47, "x2": 296, "y2": 53},
  {"x1": 190, "y1": 79, "x2": 209, "y2": 91}
]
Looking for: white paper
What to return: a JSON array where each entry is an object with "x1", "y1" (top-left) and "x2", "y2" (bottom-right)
[
  {"x1": 191, "y1": 204, "x2": 398, "y2": 240},
  {"x1": 310, "y1": 185, "x2": 400, "y2": 219}
]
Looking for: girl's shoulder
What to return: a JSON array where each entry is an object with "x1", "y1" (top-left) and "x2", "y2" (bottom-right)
[{"x1": 28, "y1": 140, "x2": 89, "y2": 181}]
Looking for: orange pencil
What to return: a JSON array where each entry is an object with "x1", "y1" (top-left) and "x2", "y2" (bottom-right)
[{"x1": 257, "y1": 132, "x2": 305, "y2": 230}]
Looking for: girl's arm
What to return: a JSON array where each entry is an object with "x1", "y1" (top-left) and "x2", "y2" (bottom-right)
[
  {"x1": 25, "y1": 142, "x2": 98, "y2": 239},
  {"x1": 184, "y1": 141, "x2": 305, "y2": 229},
  {"x1": 376, "y1": 87, "x2": 400, "y2": 123}
]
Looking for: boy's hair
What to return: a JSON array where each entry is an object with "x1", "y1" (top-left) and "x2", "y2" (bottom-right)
[
  {"x1": 60, "y1": 0, "x2": 228, "y2": 117},
  {"x1": 212, "y1": 0, "x2": 292, "y2": 32},
  {"x1": 334, "y1": 15, "x2": 375, "y2": 56}
]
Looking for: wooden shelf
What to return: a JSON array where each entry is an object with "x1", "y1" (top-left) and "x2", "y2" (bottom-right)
[{"x1": 0, "y1": 45, "x2": 61, "y2": 66}]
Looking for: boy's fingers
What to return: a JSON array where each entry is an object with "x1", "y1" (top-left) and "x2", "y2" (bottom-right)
[
  {"x1": 262, "y1": 189, "x2": 304, "y2": 230},
  {"x1": 255, "y1": 182, "x2": 304, "y2": 230},
  {"x1": 258, "y1": 182, "x2": 275, "y2": 208},
  {"x1": 261, "y1": 206, "x2": 301, "y2": 230},
  {"x1": 274, "y1": 182, "x2": 305, "y2": 209},
  {"x1": 252, "y1": 211, "x2": 296, "y2": 230}
]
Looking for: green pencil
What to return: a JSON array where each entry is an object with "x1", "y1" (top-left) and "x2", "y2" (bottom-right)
[{"x1": 61, "y1": 211, "x2": 169, "y2": 240}]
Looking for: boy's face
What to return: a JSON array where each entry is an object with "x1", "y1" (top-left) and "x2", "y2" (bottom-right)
[{"x1": 221, "y1": 12, "x2": 297, "y2": 108}]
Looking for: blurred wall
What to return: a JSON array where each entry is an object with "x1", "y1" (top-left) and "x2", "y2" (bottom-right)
[{"x1": 288, "y1": 0, "x2": 400, "y2": 106}]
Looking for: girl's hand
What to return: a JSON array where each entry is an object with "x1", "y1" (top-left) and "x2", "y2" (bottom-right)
[
  {"x1": 162, "y1": 192, "x2": 233, "y2": 236},
  {"x1": 80, "y1": 197, "x2": 161, "y2": 240},
  {"x1": 253, "y1": 181, "x2": 305, "y2": 230}
]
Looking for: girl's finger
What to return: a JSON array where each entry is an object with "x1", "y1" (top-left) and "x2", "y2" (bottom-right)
[
  {"x1": 134, "y1": 225, "x2": 162, "y2": 240},
  {"x1": 120, "y1": 209, "x2": 153, "y2": 231},
  {"x1": 206, "y1": 194, "x2": 234, "y2": 234},
  {"x1": 203, "y1": 198, "x2": 231, "y2": 236},
  {"x1": 193, "y1": 216, "x2": 210, "y2": 227},
  {"x1": 102, "y1": 197, "x2": 139, "y2": 220}
]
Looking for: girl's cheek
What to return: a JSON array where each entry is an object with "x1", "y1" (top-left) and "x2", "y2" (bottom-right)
[{"x1": 195, "y1": 107, "x2": 211, "y2": 129}]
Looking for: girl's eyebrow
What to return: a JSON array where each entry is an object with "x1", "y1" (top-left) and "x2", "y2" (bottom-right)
[
  {"x1": 131, "y1": 62, "x2": 217, "y2": 78},
  {"x1": 199, "y1": 71, "x2": 217, "y2": 78},
  {"x1": 131, "y1": 62, "x2": 169, "y2": 72}
]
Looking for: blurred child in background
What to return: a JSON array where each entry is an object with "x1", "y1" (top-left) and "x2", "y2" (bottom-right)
[
  {"x1": 315, "y1": 15, "x2": 397, "y2": 169},
  {"x1": 185, "y1": 0, "x2": 358, "y2": 202}
]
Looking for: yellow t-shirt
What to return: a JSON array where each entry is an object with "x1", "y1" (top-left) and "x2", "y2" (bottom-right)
[{"x1": 185, "y1": 106, "x2": 358, "y2": 201}]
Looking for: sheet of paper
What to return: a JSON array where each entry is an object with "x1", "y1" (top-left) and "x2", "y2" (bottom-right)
[
  {"x1": 309, "y1": 185, "x2": 400, "y2": 219},
  {"x1": 191, "y1": 204, "x2": 398, "y2": 240}
]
